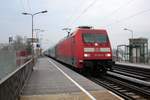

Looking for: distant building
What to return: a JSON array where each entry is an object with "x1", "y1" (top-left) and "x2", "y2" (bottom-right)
[
  {"x1": 129, "y1": 38, "x2": 148, "y2": 63},
  {"x1": 0, "y1": 43, "x2": 8, "y2": 49}
]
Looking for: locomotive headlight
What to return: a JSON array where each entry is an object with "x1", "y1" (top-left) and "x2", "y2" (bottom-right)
[
  {"x1": 84, "y1": 53, "x2": 90, "y2": 57},
  {"x1": 105, "y1": 53, "x2": 111, "y2": 57},
  {"x1": 94, "y1": 43, "x2": 98, "y2": 46}
]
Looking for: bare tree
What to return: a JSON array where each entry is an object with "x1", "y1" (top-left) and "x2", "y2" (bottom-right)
[{"x1": 12, "y1": 36, "x2": 25, "y2": 50}]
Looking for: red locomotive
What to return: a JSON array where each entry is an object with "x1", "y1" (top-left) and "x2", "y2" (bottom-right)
[{"x1": 47, "y1": 26, "x2": 114, "y2": 74}]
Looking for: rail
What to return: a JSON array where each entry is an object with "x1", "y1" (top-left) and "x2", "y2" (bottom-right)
[
  {"x1": 90, "y1": 75, "x2": 150, "y2": 100},
  {"x1": 0, "y1": 59, "x2": 34, "y2": 100},
  {"x1": 113, "y1": 64, "x2": 150, "y2": 80}
]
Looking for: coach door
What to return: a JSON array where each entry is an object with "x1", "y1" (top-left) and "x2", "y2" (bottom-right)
[{"x1": 71, "y1": 37, "x2": 75, "y2": 65}]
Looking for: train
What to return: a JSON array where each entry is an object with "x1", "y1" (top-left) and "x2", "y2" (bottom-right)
[{"x1": 45, "y1": 26, "x2": 114, "y2": 75}]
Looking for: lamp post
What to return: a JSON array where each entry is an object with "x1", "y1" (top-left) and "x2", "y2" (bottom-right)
[
  {"x1": 34, "y1": 29, "x2": 45, "y2": 48},
  {"x1": 34, "y1": 29, "x2": 45, "y2": 39},
  {"x1": 34, "y1": 29, "x2": 45, "y2": 57},
  {"x1": 123, "y1": 28, "x2": 133, "y2": 39},
  {"x1": 22, "y1": 10, "x2": 47, "y2": 55}
]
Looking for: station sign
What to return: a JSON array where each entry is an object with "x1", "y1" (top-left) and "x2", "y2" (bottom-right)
[{"x1": 27, "y1": 38, "x2": 39, "y2": 43}]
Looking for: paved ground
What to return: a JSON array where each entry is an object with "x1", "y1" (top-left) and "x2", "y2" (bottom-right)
[
  {"x1": 20, "y1": 57, "x2": 121, "y2": 100},
  {"x1": 116, "y1": 62, "x2": 150, "y2": 69}
]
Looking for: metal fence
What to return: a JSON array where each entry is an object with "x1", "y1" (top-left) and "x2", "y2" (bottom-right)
[
  {"x1": 115, "y1": 56, "x2": 150, "y2": 65},
  {"x1": 0, "y1": 50, "x2": 16, "y2": 79},
  {"x1": 148, "y1": 57, "x2": 150, "y2": 65},
  {"x1": 0, "y1": 59, "x2": 34, "y2": 100},
  {"x1": 0, "y1": 42, "x2": 32, "y2": 78},
  {"x1": 113, "y1": 48, "x2": 150, "y2": 65}
]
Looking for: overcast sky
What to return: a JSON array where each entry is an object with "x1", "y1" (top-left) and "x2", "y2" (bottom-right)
[{"x1": 0, "y1": 0, "x2": 150, "y2": 50}]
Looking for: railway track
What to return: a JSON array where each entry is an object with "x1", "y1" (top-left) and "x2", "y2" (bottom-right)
[
  {"x1": 87, "y1": 64, "x2": 150, "y2": 100},
  {"x1": 65, "y1": 63, "x2": 150, "y2": 100},
  {"x1": 88, "y1": 73, "x2": 150, "y2": 100},
  {"x1": 113, "y1": 64, "x2": 150, "y2": 81}
]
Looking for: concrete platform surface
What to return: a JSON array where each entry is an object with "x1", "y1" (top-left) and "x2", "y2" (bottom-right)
[
  {"x1": 21, "y1": 91, "x2": 120, "y2": 100},
  {"x1": 116, "y1": 62, "x2": 150, "y2": 69},
  {"x1": 20, "y1": 57, "x2": 121, "y2": 100}
]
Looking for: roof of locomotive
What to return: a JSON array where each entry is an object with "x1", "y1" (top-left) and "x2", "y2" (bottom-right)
[
  {"x1": 57, "y1": 27, "x2": 108, "y2": 44},
  {"x1": 75, "y1": 27, "x2": 108, "y2": 36},
  {"x1": 77, "y1": 28, "x2": 107, "y2": 32}
]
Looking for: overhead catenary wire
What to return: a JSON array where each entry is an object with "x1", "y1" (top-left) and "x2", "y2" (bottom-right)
[
  {"x1": 27, "y1": 0, "x2": 32, "y2": 12},
  {"x1": 67, "y1": 0, "x2": 135, "y2": 28},
  {"x1": 94, "y1": 0, "x2": 135, "y2": 28},
  {"x1": 19, "y1": 0, "x2": 26, "y2": 11},
  {"x1": 106, "y1": 8, "x2": 150, "y2": 27},
  {"x1": 65, "y1": 0, "x2": 86, "y2": 27},
  {"x1": 67, "y1": 0, "x2": 98, "y2": 28},
  {"x1": 99, "y1": 0, "x2": 135, "y2": 21},
  {"x1": 19, "y1": 0, "x2": 32, "y2": 12},
  {"x1": 62, "y1": 0, "x2": 150, "y2": 32}
]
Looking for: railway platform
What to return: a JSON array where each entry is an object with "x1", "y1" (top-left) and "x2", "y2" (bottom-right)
[
  {"x1": 20, "y1": 57, "x2": 121, "y2": 100},
  {"x1": 116, "y1": 62, "x2": 150, "y2": 69}
]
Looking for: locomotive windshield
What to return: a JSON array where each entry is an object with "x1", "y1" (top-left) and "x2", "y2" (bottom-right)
[{"x1": 83, "y1": 33, "x2": 107, "y2": 43}]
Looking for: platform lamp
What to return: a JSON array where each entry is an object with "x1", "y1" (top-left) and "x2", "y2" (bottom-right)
[
  {"x1": 123, "y1": 28, "x2": 133, "y2": 39},
  {"x1": 22, "y1": 10, "x2": 47, "y2": 56}
]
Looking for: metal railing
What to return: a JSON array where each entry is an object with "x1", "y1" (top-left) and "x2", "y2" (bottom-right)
[
  {"x1": 0, "y1": 59, "x2": 34, "y2": 100},
  {"x1": 114, "y1": 55, "x2": 150, "y2": 65}
]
